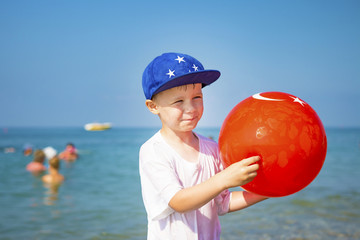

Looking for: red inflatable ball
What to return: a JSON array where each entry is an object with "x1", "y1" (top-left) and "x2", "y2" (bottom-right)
[{"x1": 219, "y1": 92, "x2": 327, "y2": 197}]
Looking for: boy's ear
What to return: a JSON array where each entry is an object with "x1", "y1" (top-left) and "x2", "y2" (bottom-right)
[{"x1": 145, "y1": 100, "x2": 159, "y2": 115}]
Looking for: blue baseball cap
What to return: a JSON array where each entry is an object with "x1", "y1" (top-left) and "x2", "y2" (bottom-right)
[{"x1": 142, "y1": 52, "x2": 221, "y2": 99}]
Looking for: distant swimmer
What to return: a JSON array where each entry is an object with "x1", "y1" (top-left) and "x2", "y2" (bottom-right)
[
  {"x1": 42, "y1": 156, "x2": 64, "y2": 184},
  {"x1": 42, "y1": 156, "x2": 64, "y2": 205},
  {"x1": 26, "y1": 149, "x2": 46, "y2": 175},
  {"x1": 23, "y1": 144, "x2": 33, "y2": 156},
  {"x1": 43, "y1": 146, "x2": 57, "y2": 160},
  {"x1": 59, "y1": 143, "x2": 78, "y2": 161},
  {"x1": 4, "y1": 147, "x2": 15, "y2": 153}
]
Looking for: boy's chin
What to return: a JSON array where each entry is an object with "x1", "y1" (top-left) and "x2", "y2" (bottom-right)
[{"x1": 179, "y1": 123, "x2": 198, "y2": 132}]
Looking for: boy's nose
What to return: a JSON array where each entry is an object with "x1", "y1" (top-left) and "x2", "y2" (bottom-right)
[{"x1": 184, "y1": 101, "x2": 196, "y2": 113}]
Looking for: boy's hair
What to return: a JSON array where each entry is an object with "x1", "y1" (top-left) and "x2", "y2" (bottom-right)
[
  {"x1": 49, "y1": 156, "x2": 60, "y2": 170},
  {"x1": 142, "y1": 52, "x2": 220, "y2": 100},
  {"x1": 33, "y1": 150, "x2": 45, "y2": 163}
]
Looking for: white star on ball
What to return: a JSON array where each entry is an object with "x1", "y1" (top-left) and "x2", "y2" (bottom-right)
[
  {"x1": 166, "y1": 69, "x2": 175, "y2": 78},
  {"x1": 290, "y1": 96, "x2": 306, "y2": 106},
  {"x1": 175, "y1": 56, "x2": 185, "y2": 63}
]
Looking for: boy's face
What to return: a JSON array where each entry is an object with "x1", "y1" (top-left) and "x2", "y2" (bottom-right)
[{"x1": 147, "y1": 83, "x2": 204, "y2": 133}]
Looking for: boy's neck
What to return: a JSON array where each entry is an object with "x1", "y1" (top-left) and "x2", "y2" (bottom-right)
[
  {"x1": 49, "y1": 167, "x2": 59, "y2": 176},
  {"x1": 160, "y1": 127, "x2": 200, "y2": 163},
  {"x1": 160, "y1": 127, "x2": 200, "y2": 161},
  {"x1": 160, "y1": 127, "x2": 196, "y2": 145}
]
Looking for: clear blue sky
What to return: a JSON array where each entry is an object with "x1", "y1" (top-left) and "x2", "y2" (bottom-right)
[{"x1": 1, "y1": 0, "x2": 359, "y2": 128}]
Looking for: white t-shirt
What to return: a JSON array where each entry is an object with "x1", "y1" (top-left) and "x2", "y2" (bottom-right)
[{"x1": 139, "y1": 131, "x2": 231, "y2": 240}]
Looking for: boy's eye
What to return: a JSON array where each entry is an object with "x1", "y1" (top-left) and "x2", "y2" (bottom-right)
[{"x1": 172, "y1": 100, "x2": 183, "y2": 104}]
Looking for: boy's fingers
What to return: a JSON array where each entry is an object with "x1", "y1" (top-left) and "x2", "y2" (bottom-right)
[
  {"x1": 248, "y1": 171, "x2": 258, "y2": 178},
  {"x1": 247, "y1": 163, "x2": 260, "y2": 172},
  {"x1": 242, "y1": 156, "x2": 261, "y2": 166}
]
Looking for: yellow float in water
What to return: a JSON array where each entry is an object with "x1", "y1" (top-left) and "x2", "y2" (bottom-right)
[{"x1": 84, "y1": 122, "x2": 112, "y2": 131}]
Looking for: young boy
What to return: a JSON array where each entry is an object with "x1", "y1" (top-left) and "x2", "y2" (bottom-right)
[
  {"x1": 139, "y1": 52, "x2": 267, "y2": 239},
  {"x1": 26, "y1": 149, "x2": 47, "y2": 175},
  {"x1": 42, "y1": 156, "x2": 64, "y2": 184},
  {"x1": 59, "y1": 143, "x2": 78, "y2": 161}
]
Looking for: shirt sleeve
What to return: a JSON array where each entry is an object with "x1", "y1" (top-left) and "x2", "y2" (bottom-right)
[
  {"x1": 215, "y1": 189, "x2": 231, "y2": 215},
  {"x1": 139, "y1": 141, "x2": 183, "y2": 221}
]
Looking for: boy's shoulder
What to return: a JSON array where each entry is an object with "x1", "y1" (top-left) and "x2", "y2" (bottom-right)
[
  {"x1": 196, "y1": 132, "x2": 217, "y2": 143},
  {"x1": 140, "y1": 131, "x2": 219, "y2": 154},
  {"x1": 143, "y1": 130, "x2": 161, "y2": 143},
  {"x1": 26, "y1": 162, "x2": 46, "y2": 171},
  {"x1": 140, "y1": 131, "x2": 162, "y2": 151},
  {"x1": 196, "y1": 132, "x2": 219, "y2": 151}
]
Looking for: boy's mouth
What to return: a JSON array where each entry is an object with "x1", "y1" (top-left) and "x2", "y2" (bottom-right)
[{"x1": 182, "y1": 116, "x2": 198, "y2": 122}]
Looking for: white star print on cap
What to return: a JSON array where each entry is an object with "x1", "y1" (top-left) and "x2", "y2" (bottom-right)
[{"x1": 142, "y1": 52, "x2": 221, "y2": 99}]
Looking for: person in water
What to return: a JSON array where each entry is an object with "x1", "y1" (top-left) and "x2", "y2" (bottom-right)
[
  {"x1": 23, "y1": 144, "x2": 33, "y2": 156},
  {"x1": 26, "y1": 149, "x2": 46, "y2": 175},
  {"x1": 59, "y1": 143, "x2": 78, "y2": 161},
  {"x1": 42, "y1": 156, "x2": 64, "y2": 184},
  {"x1": 42, "y1": 156, "x2": 64, "y2": 205}
]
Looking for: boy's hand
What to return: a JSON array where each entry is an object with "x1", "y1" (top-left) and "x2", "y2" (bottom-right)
[
  {"x1": 221, "y1": 156, "x2": 260, "y2": 189},
  {"x1": 168, "y1": 156, "x2": 261, "y2": 213}
]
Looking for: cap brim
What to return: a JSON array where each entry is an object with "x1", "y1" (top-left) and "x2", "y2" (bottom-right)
[{"x1": 152, "y1": 70, "x2": 220, "y2": 98}]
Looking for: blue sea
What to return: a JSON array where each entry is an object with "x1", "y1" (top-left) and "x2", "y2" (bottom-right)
[{"x1": 0, "y1": 127, "x2": 359, "y2": 240}]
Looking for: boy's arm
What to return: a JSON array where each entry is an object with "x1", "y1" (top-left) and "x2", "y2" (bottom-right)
[
  {"x1": 228, "y1": 191, "x2": 268, "y2": 212},
  {"x1": 169, "y1": 156, "x2": 261, "y2": 213}
]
